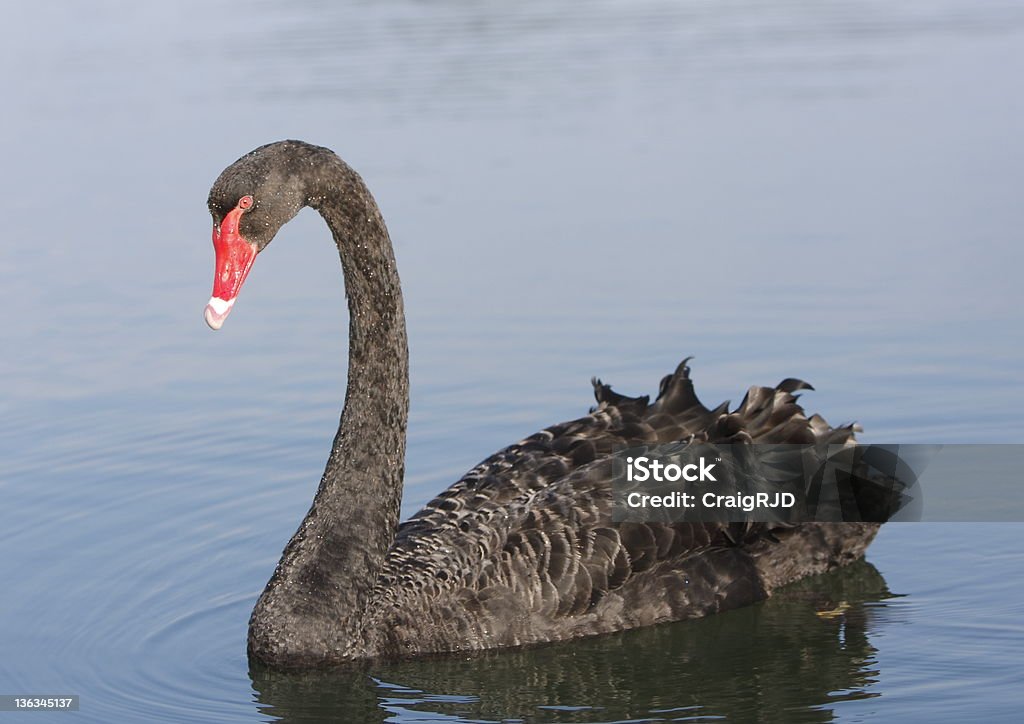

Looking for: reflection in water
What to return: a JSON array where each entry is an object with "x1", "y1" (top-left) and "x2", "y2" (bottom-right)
[{"x1": 250, "y1": 560, "x2": 898, "y2": 722}]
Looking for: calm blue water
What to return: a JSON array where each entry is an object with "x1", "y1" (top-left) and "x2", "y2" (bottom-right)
[{"x1": 1, "y1": 1, "x2": 1023, "y2": 721}]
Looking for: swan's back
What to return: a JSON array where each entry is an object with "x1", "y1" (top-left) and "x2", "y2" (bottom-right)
[{"x1": 360, "y1": 360, "x2": 877, "y2": 658}]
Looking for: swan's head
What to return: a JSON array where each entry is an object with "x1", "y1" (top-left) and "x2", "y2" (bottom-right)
[{"x1": 204, "y1": 141, "x2": 312, "y2": 330}]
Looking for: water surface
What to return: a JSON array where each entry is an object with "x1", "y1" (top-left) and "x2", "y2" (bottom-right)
[{"x1": 1, "y1": 1, "x2": 1022, "y2": 721}]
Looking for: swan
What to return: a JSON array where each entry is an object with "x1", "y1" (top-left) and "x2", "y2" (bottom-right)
[{"x1": 204, "y1": 140, "x2": 880, "y2": 667}]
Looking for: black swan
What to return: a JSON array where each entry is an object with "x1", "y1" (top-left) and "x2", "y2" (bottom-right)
[{"x1": 205, "y1": 140, "x2": 879, "y2": 667}]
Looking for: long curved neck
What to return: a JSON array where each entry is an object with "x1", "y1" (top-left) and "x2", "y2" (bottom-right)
[{"x1": 249, "y1": 151, "x2": 409, "y2": 666}]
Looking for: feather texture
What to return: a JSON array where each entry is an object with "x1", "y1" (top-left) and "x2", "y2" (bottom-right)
[{"x1": 360, "y1": 362, "x2": 876, "y2": 658}]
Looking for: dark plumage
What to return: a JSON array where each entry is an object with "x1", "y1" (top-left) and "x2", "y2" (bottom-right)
[{"x1": 206, "y1": 141, "x2": 879, "y2": 668}]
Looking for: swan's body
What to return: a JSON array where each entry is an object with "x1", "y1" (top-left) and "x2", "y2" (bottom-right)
[{"x1": 206, "y1": 140, "x2": 879, "y2": 668}]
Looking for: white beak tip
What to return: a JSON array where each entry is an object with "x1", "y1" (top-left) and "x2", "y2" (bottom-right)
[{"x1": 204, "y1": 297, "x2": 235, "y2": 330}]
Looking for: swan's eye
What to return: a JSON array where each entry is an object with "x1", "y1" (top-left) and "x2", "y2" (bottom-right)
[{"x1": 238, "y1": 195, "x2": 254, "y2": 210}]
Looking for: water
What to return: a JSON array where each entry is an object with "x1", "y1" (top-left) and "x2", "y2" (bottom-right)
[{"x1": 1, "y1": 0, "x2": 1022, "y2": 721}]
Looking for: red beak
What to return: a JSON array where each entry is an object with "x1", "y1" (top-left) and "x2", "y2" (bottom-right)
[{"x1": 205, "y1": 206, "x2": 257, "y2": 330}]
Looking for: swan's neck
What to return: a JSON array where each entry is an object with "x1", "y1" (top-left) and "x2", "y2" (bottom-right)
[{"x1": 249, "y1": 155, "x2": 408, "y2": 665}]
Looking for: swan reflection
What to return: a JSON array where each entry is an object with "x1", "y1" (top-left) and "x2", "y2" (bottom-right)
[{"x1": 250, "y1": 559, "x2": 899, "y2": 723}]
